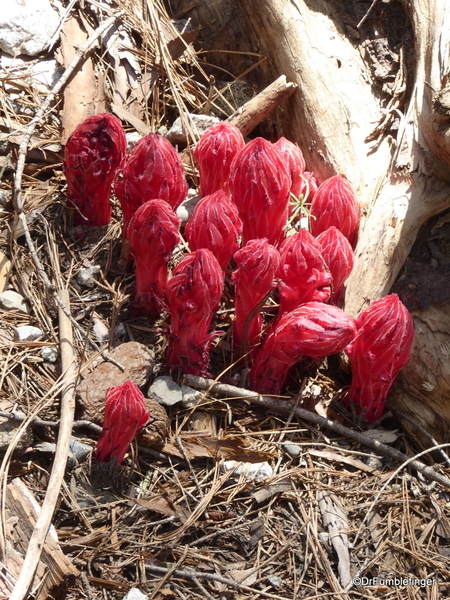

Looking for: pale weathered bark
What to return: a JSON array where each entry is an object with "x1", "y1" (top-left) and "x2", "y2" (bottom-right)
[{"x1": 172, "y1": 0, "x2": 450, "y2": 441}]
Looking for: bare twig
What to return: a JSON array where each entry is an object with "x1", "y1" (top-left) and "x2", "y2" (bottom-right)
[
  {"x1": 10, "y1": 289, "x2": 77, "y2": 600},
  {"x1": 183, "y1": 375, "x2": 450, "y2": 490}
]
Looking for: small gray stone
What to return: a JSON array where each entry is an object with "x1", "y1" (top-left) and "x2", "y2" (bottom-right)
[
  {"x1": 281, "y1": 442, "x2": 302, "y2": 458},
  {"x1": 165, "y1": 114, "x2": 220, "y2": 145},
  {"x1": 69, "y1": 438, "x2": 93, "y2": 464},
  {"x1": 77, "y1": 265, "x2": 101, "y2": 288},
  {"x1": 0, "y1": 0, "x2": 60, "y2": 57},
  {"x1": 14, "y1": 325, "x2": 44, "y2": 342},
  {"x1": 181, "y1": 384, "x2": 202, "y2": 408},
  {"x1": 115, "y1": 322, "x2": 127, "y2": 338},
  {"x1": 122, "y1": 588, "x2": 148, "y2": 600},
  {"x1": 0, "y1": 290, "x2": 31, "y2": 313},
  {"x1": 40, "y1": 346, "x2": 58, "y2": 362},
  {"x1": 149, "y1": 376, "x2": 183, "y2": 406},
  {"x1": 267, "y1": 575, "x2": 283, "y2": 589}
]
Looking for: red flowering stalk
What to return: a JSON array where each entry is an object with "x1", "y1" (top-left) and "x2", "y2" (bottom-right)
[
  {"x1": 316, "y1": 226, "x2": 354, "y2": 304},
  {"x1": 96, "y1": 380, "x2": 149, "y2": 464},
  {"x1": 310, "y1": 175, "x2": 360, "y2": 247},
  {"x1": 127, "y1": 199, "x2": 181, "y2": 316},
  {"x1": 249, "y1": 302, "x2": 356, "y2": 394},
  {"x1": 64, "y1": 113, "x2": 126, "y2": 226},
  {"x1": 185, "y1": 190, "x2": 243, "y2": 269},
  {"x1": 194, "y1": 122, "x2": 245, "y2": 197},
  {"x1": 231, "y1": 238, "x2": 280, "y2": 358},
  {"x1": 345, "y1": 294, "x2": 414, "y2": 423},
  {"x1": 274, "y1": 137, "x2": 306, "y2": 198},
  {"x1": 166, "y1": 249, "x2": 224, "y2": 376},
  {"x1": 277, "y1": 229, "x2": 332, "y2": 316},
  {"x1": 230, "y1": 137, "x2": 291, "y2": 246},
  {"x1": 115, "y1": 132, "x2": 188, "y2": 234}
]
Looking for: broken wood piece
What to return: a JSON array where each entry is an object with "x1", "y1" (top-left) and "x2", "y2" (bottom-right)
[
  {"x1": 318, "y1": 491, "x2": 351, "y2": 588},
  {"x1": 227, "y1": 75, "x2": 298, "y2": 137},
  {"x1": 3, "y1": 478, "x2": 79, "y2": 600},
  {"x1": 0, "y1": 251, "x2": 11, "y2": 294},
  {"x1": 59, "y1": 16, "x2": 105, "y2": 144}
]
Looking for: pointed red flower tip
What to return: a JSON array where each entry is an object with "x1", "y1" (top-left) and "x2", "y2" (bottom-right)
[
  {"x1": 345, "y1": 294, "x2": 415, "y2": 423},
  {"x1": 64, "y1": 113, "x2": 126, "y2": 226},
  {"x1": 127, "y1": 199, "x2": 181, "y2": 315},
  {"x1": 274, "y1": 137, "x2": 306, "y2": 198},
  {"x1": 230, "y1": 137, "x2": 291, "y2": 246},
  {"x1": 115, "y1": 132, "x2": 188, "y2": 234},
  {"x1": 166, "y1": 249, "x2": 224, "y2": 375},
  {"x1": 316, "y1": 226, "x2": 354, "y2": 304},
  {"x1": 185, "y1": 190, "x2": 242, "y2": 269},
  {"x1": 231, "y1": 238, "x2": 280, "y2": 358},
  {"x1": 194, "y1": 122, "x2": 245, "y2": 197},
  {"x1": 310, "y1": 175, "x2": 360, "y2": 248},
  {"x1": 249, "y1": 302, "x2": 356, "y2": 394},
  {"x1": 96, "y1": 380, "x2": 149, "y2": 464},
  {"x1": 277, "y1": 229, "x2": 332, "y2": 316}
]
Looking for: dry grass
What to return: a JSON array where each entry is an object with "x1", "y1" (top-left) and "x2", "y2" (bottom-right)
[{"x1": 0, "y1": 1, "x2": 450, "y2": 599}]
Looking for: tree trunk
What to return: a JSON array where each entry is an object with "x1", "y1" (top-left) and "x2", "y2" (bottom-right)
[{"x1": 172, "y1": 0, "x2": 450, "y2": 443}]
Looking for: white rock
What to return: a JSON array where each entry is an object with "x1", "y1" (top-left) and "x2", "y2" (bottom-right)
[
  {"x1": 122, "y1": 589, "x2": 148, "y2": 600},
  {"x1": 222, "y1": 461, "x2": 273, "y2": 481},
  {"x1": 149, "y1": 376, "x2": 183, "y2": 406},
  {"x1": 14, "y1": 325, "x2": 44, "y2": 342},
  {"x1": 0, "y1": 290, "x2": 31, "y2": 313},
  {"x1": 0, "y1": 0, "x2": 60, "y2": 57},
  {"x1": 40, "y1": 346, "x2": 58, "y2": 362},
  {"x1": 165, "y1": 114, "x2": 220, "y2": 145},
  {"x1": 1, "y1": 54, "x2": 62, "y2": 93}
]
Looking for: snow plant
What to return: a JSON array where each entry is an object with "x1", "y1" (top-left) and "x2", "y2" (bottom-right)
[
  {"x1": 115, "y1": 132, "x2": 187, "y2": 235},
  {"x1": 345, "y1": 294, "x2": 415, "y2": 423},
  {"x1": 64, "y1": 113, "x2": 126, "y2": 226},
  {"x1": 127, "y1": 199, "x2": 181, "y2": 316},
  {"x1": 249, "y1": 302, "x2": 357, "y2": 395},
  {"x1": 231, "y1": 238, "x2": 280, "y2": 359},
  {"x1": 96, "y1": 380, "x2": 149, "y2": 464},
  {"x1": 166, "y1": 249, "x2": 224, "y2": 376}
]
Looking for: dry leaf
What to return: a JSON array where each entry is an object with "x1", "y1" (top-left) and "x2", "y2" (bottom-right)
[{"x1": 162, "y1": 435, "x2": 274, "y2": 462}]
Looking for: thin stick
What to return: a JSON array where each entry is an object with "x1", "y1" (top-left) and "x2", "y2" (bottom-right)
[
  {"x1": 183, "y1": 375, "x2": 450, "y2": 490},
  {"x1": 10, "y1": 289, "x2": 77, "y2": 600},
  {"x1": 12, "y1": 11, "x2": 125, "y2": 371}
]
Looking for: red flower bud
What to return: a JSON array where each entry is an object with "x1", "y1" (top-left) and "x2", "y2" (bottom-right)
[
  {"x1": 185, "y1": 190, "x2": 242, "y2": 269},
  {"x1": 166, "y1": 249, "x2": 224, "y2": 376},
  {"x1": 310, "y1": 175, "x2": 360, "y2": 248},
  {"x1": 127, "y1": 200, "x2": 181, "y2": 316},
  {"x1": 316, "y1": 226, "x2": 354, "y2": 304},
  {"x1": 194, "y1": 122, "x2": 245, "y2": 197},
  {"x1": 274, "y1": 137, "x2": 306, "y2": 198},
  {"x1": 230, "y1": 138, "x2": 291, "y2": 246},
  {"x1": 231, "y1": 238, "x2": 280, "y2": 358},
  {"x1": 96, "y1": 380, "x2": 149, "y2": 464},
  {"x1": 64, "y1": 113, "x2": 126, "y2": 226},
  {"x1": 250, "y1": 302, "x2": 356, "y2": 394},
  {"x1": 345, "y1": 294, "x2": 415, "y2": 423},
  {"x1": 115, "y1": 132, "x2": 188, "y2": 233},
  {"x1": 277, "y1": 229, "x2": 332, "y2": 315}
]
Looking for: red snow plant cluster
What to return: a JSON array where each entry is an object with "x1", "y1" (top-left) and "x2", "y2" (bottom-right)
[{"x1": 65, "y1": 115, "x2": 414, "y2": 437}]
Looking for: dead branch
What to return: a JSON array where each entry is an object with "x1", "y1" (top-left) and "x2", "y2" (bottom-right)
[{"x1": 183, "y1": 375, "x2": 450, "y2": 490}]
